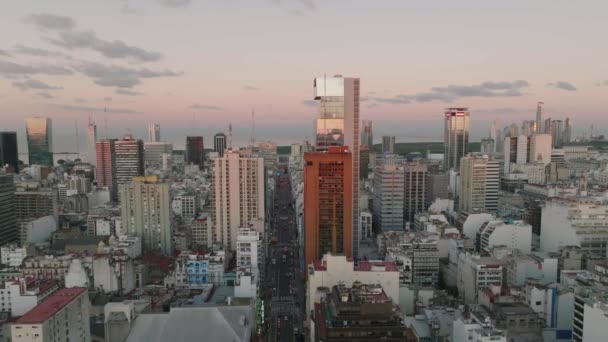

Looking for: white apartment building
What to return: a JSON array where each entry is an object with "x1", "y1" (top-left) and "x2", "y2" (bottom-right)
[
  {"x1": 0, "y1": 245, "x2": 27, "y2": 267},
  {"x1": 372, "y1": 160, "x2": 404, "y2": 231},
  {"x1": 478, "y1": 220, "x2": 532, "y2": 254},
  {"x1": 236, "y1": 227, "x2": 262, "y2": 283},
  {"x1": 119, "y1": 176, "x2": 172, "y2": 255},
  {"x1": 210, "y1": 150, "x2": 265, "y2": 251},
  {"x1": 540, "y1": 198, "x2": 608, "y2": 257},
  {"x1": 457, "y1": 253, "x2": 503, "y2": 304},
  {"x1": 504, "y1": 254, "x2": 558, "y2": 287},
  {"x1": 11, "y1": 287, "x2": 90, "y2": 342},
  {"x1": 306, "y1": 254, "x2": 399, "y2": 325},
  {"x1": 0, "y1": 278, "x2": 58, "y2": 317},
  {"x1": 459, "y1": 155, "x2": 499, "y2": 213}
]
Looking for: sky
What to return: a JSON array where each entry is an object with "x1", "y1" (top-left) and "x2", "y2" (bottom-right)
[{"x1": 1, "y1": 0, "x2": 607, "y2": 152}]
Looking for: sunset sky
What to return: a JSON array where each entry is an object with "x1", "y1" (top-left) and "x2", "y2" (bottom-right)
[{"x1": 1, "y1": 0, "x2": 607, "y2": 151}]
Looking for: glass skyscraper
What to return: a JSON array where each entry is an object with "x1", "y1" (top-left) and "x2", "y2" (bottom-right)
[
  {"x1": 0, "y1": 132, "x2": 19, "y2": 173},
  {"x1": 443, "y1": 108, "x2": 470, "y2": 171},
  {"x1": 313, "y1": 75, "x2": 361, "y2": 259},
  {"x1": 26, "y1": 117, "x2": 53, "y2": 166}
]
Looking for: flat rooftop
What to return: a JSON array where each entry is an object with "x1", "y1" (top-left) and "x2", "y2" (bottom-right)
[{"x1": 15, "y1": 287, "x2": 86, "y2": 324}]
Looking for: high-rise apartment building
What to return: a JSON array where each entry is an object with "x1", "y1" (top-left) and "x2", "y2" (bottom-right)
[
  {"x1": 210, "y1": 150, "x2": 265, "y2": 250},
  {"x1": 535, "y1": 102, "x2": 544, "y2": 133},
  {"x1": 185, "y1": 136, "x2": 204, "y2": 169},
  {"x1": 443, "y1": 108, "x2": 470, "y2": 171},
  {"x1": 361, "y1": 120, "x2": 373, "y2": 147},
  {"x1": 382, "y1": 135, "x2": 395, "y2": 154},
  {"x1": 503, "y1": 135, "x2": 529, "y2": 175},
  {"x1": 551, "y1": 120, "x2": 564, "y2": 147},
  {"x1": 86, "y1": 118, "x2": 97, "y2": 167},
  {"x1": 95, "y1": 139, "x2": 117, "y2": 197},
  {"x1": 114, "y1": 135, "x2": 144, "y2": 186},
  {"x1": 404, "y1": 162, "x2": 427, "y2": 224},
  {"x1": 0, "y1": 174, "x2": 17, "y2": 245},
  {"x1": 119, "y1": 176, "x2": 172, "y2": 255},
  {"x1": 148, "y1": 123, "x2": 160, "y2": 142},
  {"x1": 459, "y1": 155, "x2": 499, "y2": 213},
  {"x1": 426, "y1": 172, "x2": 449, "y2": 206},
  {"x1": 25, "y1": 117, "x2": 53, "y2": 166},
  {"x1": 564, "y1": 117, "x2": 572, "y2": 144},
  {"x1": 303, "y1": 147, "x2": 353, "y2": 268},
  {"x1": 372, "y1": 159, "x2": 404, "y2": 232},
  {"x1": 313, "y1": 75, "x2": 360, "y2": 259},
  {"x1": 214, "y1": 133, "x2": 227, "y2": 157},
  {"x1": 529, "y1": 134, "x2": 552, "y2": 164},
  {"x1": 0, "y1": 132, "x2": 19, "y2": 173}
]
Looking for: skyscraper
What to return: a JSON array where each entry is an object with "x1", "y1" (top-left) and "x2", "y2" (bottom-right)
[
  {"x1": 490, "y1": 120, "x2": 500, "y2": 153},
  {"x1": 459, "y1": 155, "x2": 499, "y2": 213},
  {"x1": 0, "y1": 173, "x2": 17, "y2": 245},
  {"x1": 361, "y1": 120, "x2": 373, "y2": 147},
  {"x1": 313, "y1": 75, "x2": 360, "y2": 259},
  {"x1": 185, "y1": 136, "x2": 205, "y2": 169},
  {"x1": 114, "y1": 135, "x2": 144, "y2": 186},
  {"x1": 144, "y1": 142, "x2": 173, "y2": 168},
  {"x1": 210, "y1": 150, "x2": 265, "y2": 250},
  {"x1": 382, "y1": 136, "x2": 395, "y2": 154},
  {"x1": 535, "y1": 102, "x2": 544, "y2": 133},
  {"x1": 86, "y1": 118, "x2": 97, "y2": 167},
  {"x1": 403, "y1": 162, "x2": 427, "y2": 224},
  {"x1": 304, "y1": 147, "x2": 353, "y2": 268},
  {"x1": 443, "y1": 108, "x2": 469, "y2": 171},
  {"x1": 214, "y1": 133, "x2": 227, "y2": 157},
  {"x1": 0, "y1": 132, "x2": 19, "y2": 173},
  {"x1": 25, "y1": 117, "x2": 53, "y2": 166},
  {"x1": 95, "y1": 139, "x2": 116, "y2": 196},
  {"x1": 551, "y1": 120, "x2": 564, "y2": 147},
  {"x1": 120, "y1": 176, "x2": 172, "y2": 254},
  {"x1": 148, "y1": 123, "x2": 160, "y2": 142},
  {"x1": 564, "y1": 117, "x2": 572, "y2": 144},
  {"x1": 372, "y1": 158, "x2": 404, "y2": 231}
]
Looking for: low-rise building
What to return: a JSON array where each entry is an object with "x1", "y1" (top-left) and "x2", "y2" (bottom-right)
[
  {"x1": 477, "y1": 220, "x2": 532, "y2": 254},
  {"x1": 307, "y1": 254, "x2": 399, "y2": 325},
  {"x1": 0, "y1": 278, "x2": 58, "y2": 317},
  {"x1": 313, "y1": 284, "x2": 408, "y2": 342},
  {"x1": 0, "y1": 245, "x2": 27, "y2": 268},
  {"x1": 11, "y1": 287, "x2": 90, "y2": 342},
  {"x1": 457, "y1": 253, "x2": 503, "y2": 304}
]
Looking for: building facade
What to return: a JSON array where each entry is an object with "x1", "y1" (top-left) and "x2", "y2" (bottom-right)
[
  {"x1": 459, "y1": 155, "x2": 499, "y2": 213},
  {"x1": 210, "y1": 150, "x2": 265, "y2": 250},
  {"x1": 403, "y1": 162, "x2": 427, "y2": 225},
  {"x1": 304, "y1": 147, "x2": 353, "y2": 268},
  {"x1": 119, "y1": 176, "x2": 172, "y2": 255},
  {"x1": 213, "y1": 133, "x2": 227, "y2": 157},
  {"x1": 114, "y1": 135, "x2": 144, "y2": 186},
  {"x1": 0, "y1": 132, "x2": 19, "y2": 173},
  {"x1": 25, "y1": 117, "x2": 53, "y2": 166},
  {"x1": 443, "y1": 108, "x2": 469, "y2": 171},
  {"x1": 0, "y1": 174, "x2": 17, "y2": 245},
  {"x1": 313, "y1": 75, "x2": 361, "y2": 259},
  {"x1": 185, "y1": 136, "x2": 204, "y2": 169},
  {"x1": 373, "y1": 160, "x2": 404, "y2": 231}
]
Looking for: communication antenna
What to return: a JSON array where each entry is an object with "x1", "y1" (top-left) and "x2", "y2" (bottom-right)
[
  {"x1": 104, "y1": 107, "x2": 108, "y2": 139},
  {"x1": 250, "y1": 109, "x2": 256, "y2": 148},
  {"x1": 228, "y1": 123, "x2": 233, "y2": 149},
  {"x1": 323, "y1": 73, "x2": 327, "y2": 150},
  {"x1": 74, "y1": 119, "x2": 79, "y2": 155}
]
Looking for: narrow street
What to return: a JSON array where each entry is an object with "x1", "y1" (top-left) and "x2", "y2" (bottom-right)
[{"x1": 265, "y1": 166, "x2": 305, "y2": 342}]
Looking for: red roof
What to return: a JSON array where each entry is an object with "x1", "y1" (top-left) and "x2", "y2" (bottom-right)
[
  {"x1": 356, "y1": 261, "x2": 398, "y2": 272},
  {"x1": 15, "y1": 288, "x2": 86, "y2": 324}
]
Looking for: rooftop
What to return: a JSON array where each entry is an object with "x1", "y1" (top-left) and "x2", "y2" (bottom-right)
[{"x1": 15, "y1": 287, "x2": 86, "y2": 324}]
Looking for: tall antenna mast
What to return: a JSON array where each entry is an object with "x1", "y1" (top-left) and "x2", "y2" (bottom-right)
[
  {"x1": 228, "y1": 123, "x2": 233, "y2": 149},
  {"x1": 250, "y1": 109, "x2": 256, "y2": 147},
  {"x1": 74, "y1": 119, "x2": 79, "y2": 156}
]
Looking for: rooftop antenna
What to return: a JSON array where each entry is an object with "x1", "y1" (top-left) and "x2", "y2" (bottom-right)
[
  {"x1": 228, "y1": 123, "x2": 233, "y2": 149},
  {"x1": 104, "y1": 107, "x2": 108, "y2": 139},
  {"x1": 250, "y1": 108, "x2": 256, "y2": 148},
  {"x1": 74, "y1": 119, "x2": 79, "y2": 156}
]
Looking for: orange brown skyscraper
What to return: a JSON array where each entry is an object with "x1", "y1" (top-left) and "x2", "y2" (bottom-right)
[{"x1": 303, "y1": 146, "x2": 353, "y2": 270}]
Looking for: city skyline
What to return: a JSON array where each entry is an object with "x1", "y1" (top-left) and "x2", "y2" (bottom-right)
[{"x1": 1, "y1": 1, "x2": 607, "y2": 151}]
